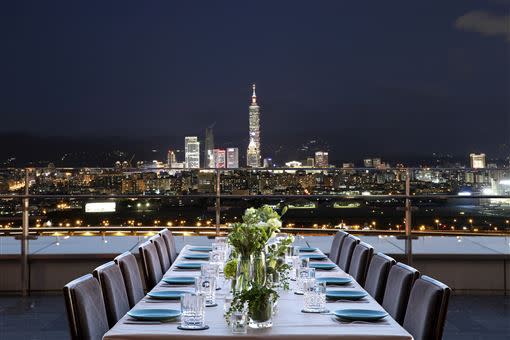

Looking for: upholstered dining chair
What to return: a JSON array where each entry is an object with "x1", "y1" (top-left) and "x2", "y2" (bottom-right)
[
  {"x1": 160, "y1": 228, "x2": 178, "y2": 263},
  {"x1": 337, "y1": 235, "x2": 360, "y2": 272},
  {"x1": 139, "y1": 241, "x2": 163, "y2": 290},
  {"x1": 382, "y1": 262, "x2": 420, "y2": 324},
  {"x1": 114, "y1": 251, "x2": 145, "y2": 308},
  {"x1": 363, "y1": 252, "x2": 396, "y2": 303},
  {"x1": 150, "y1": 235, "x2": 171, "y2": 272},
  {"x1": 92, "y1": 262, "x2": 130, "y2": 328},
  {"x1": 328, "y1": 230, "x2": 348, "y2": 263},
  {"x1": 403, "y1": 276, "x2": 451, "y2": 340},
  {"x1": 63, "y1": 274, "x2": 109, "y2": 340},
  {"x1": 347, "y1": 242, "x2": 374, "y2": 285}
]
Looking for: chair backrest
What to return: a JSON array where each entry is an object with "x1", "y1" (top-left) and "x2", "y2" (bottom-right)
[
  {"x1": 63, "y1": 274, "x2": 109, "y2": 340},
  {"x1": 114, "y1": 251, "x2": 145, "y2": 308},
  {"x1": 150, "y1": 235, "x2": 171, "y2": 272},
  {"x1": 364, "y1": 252, "x2": 396, "y2": 303},
  {"x1": 160, "y1": 228, "x2": 178, "y2": 262},
  {"x1": 347, "y1": 242, "x2": 374, "y2": 285},
  {"x1": 382, "y1": 262, "x2": 420, "y2": 324},
  {"x1": 92, "y1": 262, "x2": 130, "y2": 328},
  {"x1": 337, "y1": 235, "x2": 360, "y2": 272},
  {"x1": 403, "y1": 276, "x2": 451, "y2": 340},
  {"x1": 139, "y1": 241, "x2": 163, "y2": 290},
  {"x1": 328, "y1": 230, "x2": 348, "y2": 263}
]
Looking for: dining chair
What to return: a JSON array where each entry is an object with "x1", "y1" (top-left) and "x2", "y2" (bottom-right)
[
  {"x1": 63, "y1": 274, "x2": 109, "y2": 340},
  {"x1": 347, "y1": 242, "x2": 374, "y2": 285},
  {"x1": 160, "y1": 228, "x2": 178, "y2": 263},
  {"x1": 150, "y1": 235, "x2": 171, "y2": 272},
  {"x1": 336, "y1": 235, "x2": 360, "y2": 272},
  {"x1": 114, "y1": 251, "x2": 145, "y2": 308},
  {"x1": 403, "y1": 276, "x2": 451, "y2": 340},
  {"x1": 363, "y1": 252, "x2": 396, "y2": 303},
  {"x1": 382, "y1": 262, "x2": 420, "y2": 324},
  {"x1": 139, "y1": 241, "x2": 163, "y2": 290},
  {"x1": 92, "y1": 261, "x2": 130, "y2": 328},
  {"x1": 328, "y1": 230, "x2": 348, "y2": 263}
]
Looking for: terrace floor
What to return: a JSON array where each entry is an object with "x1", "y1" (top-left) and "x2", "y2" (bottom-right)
[{"x1": 0, "y1": 293, "x2": 508, "y2": 340}]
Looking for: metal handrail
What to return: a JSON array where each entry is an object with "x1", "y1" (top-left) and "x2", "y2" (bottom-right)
[{"x1": 1, "y1": 226, "x2": 508, "y2": 237}]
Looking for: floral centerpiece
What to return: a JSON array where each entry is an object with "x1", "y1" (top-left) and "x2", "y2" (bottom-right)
[{"x1": 224, "y1": 205, "x2": 292, "y2": 328}]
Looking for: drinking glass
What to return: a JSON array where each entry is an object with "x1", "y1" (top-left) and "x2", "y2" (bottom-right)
[
  {"x1": 180, "y1": 293, "x2": 206, "y2": 329},
  {"x1": 195, "y1": 276, "x2": 217, "y2": 306},
  {"x1": 230, "y1": 310, "x2": 248, "y2": 334},
  {"x1": 210, "y1": 250, "x2": 225, "y2": 272},
  {"x1": 295, "y1": 267, "x2": 315, "y2": 294},
  {"x1": 290, "y1": 255, "x2": 300, "y2": 281},
  {"x1": 303, "y1": 279, "x2": 327, "y2": 313},
  {"x1": 201, "y1": 263, "x2": 219, "y2": 277},
  {"x1": 215, "y1": 236, "x2": 227, "y2": 244}
]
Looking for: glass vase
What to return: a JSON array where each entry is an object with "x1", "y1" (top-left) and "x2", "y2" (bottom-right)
[
  {"x1": 248, "y1": 298, "x2": 273, "y2": 329},
  {"x1": 235, "y1": 255, "x2": 251, "y2": 292},
  {"x1": 250, "y1": 251, "x2": 266, "y2": 285}
]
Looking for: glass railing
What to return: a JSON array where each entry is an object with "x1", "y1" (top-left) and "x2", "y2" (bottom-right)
[{"x1": 1, "y1": 166, "x2": 509, "y2": 295}]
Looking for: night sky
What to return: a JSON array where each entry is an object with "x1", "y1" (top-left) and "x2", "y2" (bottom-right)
[{"x1": 0, "y1": 1, "x2": 509, "y2": 163}]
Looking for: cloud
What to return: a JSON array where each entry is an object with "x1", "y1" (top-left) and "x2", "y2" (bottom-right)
[{"x1": 454, "y1": 10, "x2": 510, "y2": 41}]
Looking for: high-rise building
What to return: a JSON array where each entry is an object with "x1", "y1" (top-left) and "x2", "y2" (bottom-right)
[
  {"x1": 246, "y1": 84, "x2": 261, "y2": 167},
  {"x1": 263, "y1": 158, "x2": 274, "y2": 168},
  {"x1": 306, "y1": 157, "x2": 315, "y2": 167},
  {"x1": 167, "y1": 150, "x2": 176, "y2": 167},
  {"x1": 226, "y1": 148, "x2": 239, "y2": 168},
  {"x1": 185, "y1": 136, "x2": 200, "y2": 169},
  {"x1": 470, "y1": 153, "x2": 486, "y2": 169},
  {"x1": 213, "y1": 149, "x2": 226, "y2": 168},
  {"x1": 204, "y1": 126, "x2": 215, "y2": 168},
  {"x1": 364, "y1": 158, "x2": 373, "y2": 168},
  {"x1": 315, "y1": 151, "x2": 329, "y2": 168}
]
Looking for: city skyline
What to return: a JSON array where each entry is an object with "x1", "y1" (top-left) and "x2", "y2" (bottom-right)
[{"x1": 0, "y1": 1, "x2": 508, "y2": 162}]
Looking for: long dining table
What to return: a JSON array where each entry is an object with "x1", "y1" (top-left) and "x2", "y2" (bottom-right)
[{"x1": 103, "y1": 245, "x2": 413, "y2": 340}]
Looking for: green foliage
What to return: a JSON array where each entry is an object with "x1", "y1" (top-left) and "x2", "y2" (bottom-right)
[
  {"x1": 225, "y1": 280, "x2": 278, "y2": 325},
  {"x1": 223, "y1": 259, "x2": 238, "y2": 279}
]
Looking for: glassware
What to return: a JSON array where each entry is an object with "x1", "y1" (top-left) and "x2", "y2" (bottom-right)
[
  {"x1": 290, "y1": 255, "x2": 300, "y2": 281},
  {"x1": 300, "y1": 256, "x2": 310, "y2": 268},
  {"x1": 250, "y1": 251, "x2": 266, "y2": 285},
  {"x1": 201, "y1": 263, "x2": 219, "y2": 278},
  {"x1": 180, "y1": 293, "x2": 206, "y2": 329},
  {"x1": 210, "y1": 250, "x2": 225, "y2": 272},
  {"x1": 295, "y1": 267, "x2": 315, "y2": 295},
  {"x1": 303, "y1": 279, "x2": 327, "y2": 313},
  {"x1": 230, "y1": 310, "x2": 248, "y2": 334},
  {"x1": 195, "y1": 276, "x2": 217, "y2": 306},
  {"x1": 248, "y1": 299, "x2": 273, "y2": 329},
  {"x1": 235, "y1": 255, "x2": 251, "y2": 291}
]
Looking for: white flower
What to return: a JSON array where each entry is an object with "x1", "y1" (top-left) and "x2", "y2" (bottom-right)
[{"x1": 267, "y1": 218, "x2": 282, "y2": 228}]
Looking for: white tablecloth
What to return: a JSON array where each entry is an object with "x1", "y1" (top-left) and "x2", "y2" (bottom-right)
[{"x1": 103, "y1": 245, "x2": 413, "y2": 340}]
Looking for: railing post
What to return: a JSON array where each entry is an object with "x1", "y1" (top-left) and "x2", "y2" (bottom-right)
[
  {"x1": 215, "y1": 169, "x2": 221, "y2": 236},
  {"x1": 404, "y1": 168, "x2": 413, "y2": 266},
  {"x1": 21, "y1": 168, "x2": 30, "y2": 296}
]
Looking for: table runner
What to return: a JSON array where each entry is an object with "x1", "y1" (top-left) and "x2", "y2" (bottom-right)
[{"x1": 103, "y1": 245, "x2": 413, "y2": 340}]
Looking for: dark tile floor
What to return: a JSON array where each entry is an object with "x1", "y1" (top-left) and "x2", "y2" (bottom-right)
[{"x1": 0, "y1": 293, "x2": 508, "y2": 340}]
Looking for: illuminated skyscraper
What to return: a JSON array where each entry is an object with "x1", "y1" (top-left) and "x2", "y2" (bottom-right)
[
  {"x1": 470, "y1": 153, "x2": 486, "y2": 169},
  {"x1": 226, "y1": 148, "x2": 239, "y2": 168},
  {"x1": 315, "y1": 151, "x2": 329, "y2": 168},
  {"x1": 185, "y1": 136, "x2": 200, "y2": 168},
  {"x1": 204, "y1": 126, "x2": 215, "y2": 168},
  {"x1": 167, "y1": 149, "x2": 176, "y2": 167},
  {"x1": 213, "y1": 149, "x2": 226, "y2": 168},
  {"x1": 246, "y1": 84, "x2": 261, "y2": 167}
]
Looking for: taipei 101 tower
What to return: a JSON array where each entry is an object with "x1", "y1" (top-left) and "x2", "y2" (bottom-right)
[{"x1": 246, "y1": 84, "x2": 261, "y2": 167}]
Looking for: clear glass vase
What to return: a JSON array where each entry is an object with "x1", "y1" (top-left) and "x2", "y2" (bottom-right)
[
  {"x1": 249, "y1": 299, "x2": 273, "y2": 329},
  {"x1": 235, "y1": 255, "x2": 251, "y2": 292},
  {"x1": 250, "y1": 251, "x2": 266, "y2": 285}
]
